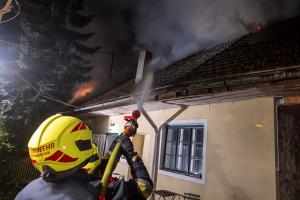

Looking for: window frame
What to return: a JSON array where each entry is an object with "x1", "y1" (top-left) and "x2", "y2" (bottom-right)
[{"x1": 158, "y1": 119, "x2": 207, "y2": 184}]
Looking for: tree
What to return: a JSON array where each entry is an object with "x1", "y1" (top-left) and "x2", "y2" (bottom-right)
[
  {"x1": 0, "y1": 118, "x2": 14, "y2": 160},
  {"x1": 0, "y1": 0, "x2": 99, "y2": 152}
]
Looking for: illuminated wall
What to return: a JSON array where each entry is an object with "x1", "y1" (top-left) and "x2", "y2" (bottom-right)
[{"x1": 98, "y1": 98, "x2": 276, "y2": 200}]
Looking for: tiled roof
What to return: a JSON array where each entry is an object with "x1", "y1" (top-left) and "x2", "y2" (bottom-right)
[
  {"x1": 84, "y1": 80, "x2": 135, "y2": 106},
  {"x1": 151, "y1": 42, "x2": 233, "y2": 89},
  {"x1": 180, "y1": 16, "x2": 300, "y2": 86},
  {"x1": 81, "y1": 15, "x2": 300, "y2": 108},
  {"x1": 83, "y1": 42, "x2": 232, "y2": 106}
]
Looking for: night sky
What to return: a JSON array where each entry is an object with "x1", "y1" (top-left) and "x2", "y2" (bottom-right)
[{"x1": 82, "y1": 0, "x2": 138, "y2": 98}]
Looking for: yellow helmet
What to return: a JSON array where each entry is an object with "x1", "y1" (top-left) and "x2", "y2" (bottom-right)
[
  {"x1": 82, "y1": 143, "x2": 101, "y2": 174},
  {"x1": 28, "y1": 114, "x2": 94, "y2": 179},
  {"x1": 82, "y1": 143, "x2": 110, "y2": 180}
]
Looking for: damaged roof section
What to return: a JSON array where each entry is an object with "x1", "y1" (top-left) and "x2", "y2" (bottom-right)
[{"x1": 74, "y1": 15, "x2": 300, "y2": 114}]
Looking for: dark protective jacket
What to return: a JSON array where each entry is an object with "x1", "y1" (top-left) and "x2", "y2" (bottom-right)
[
  {"x1": 16, "y1": 133, "x2": 152, "y2": 200},
  {"x1": 15, "y1": 177, "x2": 95, "y2": 200},
  {"x1": 15, "y1": 175, "x2": 146, "y2": 200}
]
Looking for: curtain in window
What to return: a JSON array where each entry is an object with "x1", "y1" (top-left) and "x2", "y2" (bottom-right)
[
  {"x1": 164, "y1": 128, "x2": 177, "y2": 170},
  {"x1": 190, "y1": 128, "x2": 203, "y2": 175},
  {"x1": 93, "y1": 134, "x2": 106, "y2": 156},
  {"x1": 176, "y1": 128, "x2": 189, "y2": 172}
]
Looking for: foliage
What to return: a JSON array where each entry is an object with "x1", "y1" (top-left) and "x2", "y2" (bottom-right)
[
  {"x1": 0, "y1": 119, "x2": 14, "y2": 157},
  {"x1": 0, "y1": 0, "x2": 99, "y2": 152}
]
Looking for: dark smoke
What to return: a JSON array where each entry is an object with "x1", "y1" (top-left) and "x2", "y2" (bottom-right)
[
  {"x1": 135, "y1": 0, "x2": 300, "y2": 68},
  {"x1": 79, "y1": 0, "x2": 138, "y2": 98},
  {"x1": 78, "y1": 0, "x2": 299, "y2": 102}
]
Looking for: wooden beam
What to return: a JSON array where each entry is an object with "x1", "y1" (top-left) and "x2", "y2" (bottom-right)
[{"x1": 279, "y1": 97, "x2": 300, "y2": 106}]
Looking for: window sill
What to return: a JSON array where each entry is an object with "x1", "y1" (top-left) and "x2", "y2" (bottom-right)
[{"x1": 158, "y1": 169, "x2": 205, "y2": 184}]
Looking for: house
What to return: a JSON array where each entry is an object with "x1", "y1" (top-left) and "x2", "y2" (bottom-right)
[{"x1": 68, "y1": 16, "x2": 300, "y2": 200}]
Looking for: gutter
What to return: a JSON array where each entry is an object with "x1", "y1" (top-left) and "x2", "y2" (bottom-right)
[{"x1": 61, "y1": 97, "x2": 136, "y2": 115}]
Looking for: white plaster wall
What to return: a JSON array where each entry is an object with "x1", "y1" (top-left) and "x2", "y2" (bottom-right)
[{"x1": 93, "y1": 98, "x2": 276, "y2": 200}]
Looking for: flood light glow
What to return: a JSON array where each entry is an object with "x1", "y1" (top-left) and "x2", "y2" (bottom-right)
[{"x1": 255, "y1": 124, "x2": 263, "y2": 128}]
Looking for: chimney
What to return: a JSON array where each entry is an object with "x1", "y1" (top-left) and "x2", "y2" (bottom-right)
[{"x1": 135, "y1": 50, "x2": 152, "y2": 84}]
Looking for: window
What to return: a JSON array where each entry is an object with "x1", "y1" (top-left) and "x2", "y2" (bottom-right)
[
  {"x1": 161, "y1": 124, "x2": 205, "y2": 180},
  {"x1": 104, "y1": 133, "x2": 118, "y2": 154},
  {"x1": 93, "y1": 133, "x2": 118, "y2": 156},
  {"x1": 93, "y1": 134, "x2": 106, "y2": 156}
]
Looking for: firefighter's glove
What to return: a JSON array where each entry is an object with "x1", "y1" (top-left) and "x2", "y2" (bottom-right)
[
  {"x1": 124, "y1": 120, "x2": 139, "y2": 136},
  {"x1": 109, "y1": 133, "x2": 136, "y2": 161},
  {"x1": 117, "y1": 133, "x2": 137, "y2": 160}
]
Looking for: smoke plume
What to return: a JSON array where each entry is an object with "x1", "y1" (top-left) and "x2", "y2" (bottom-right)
[
  {"x1": 135, "y1": 0, "x2": 300, "y2": 68},
  {"x1": 76, "y1": 0, "x2": 299, "y2": 103}
]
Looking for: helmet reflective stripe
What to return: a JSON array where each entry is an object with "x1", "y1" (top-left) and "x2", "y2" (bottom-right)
[
  {"x1": 45, "y1": 150, "x2": 63, "y2": 161},
  {"x1": 44, "y1": 150, "x2": 78, "y2": 163},
  {"x1": 71, "y1": 122, "x2": 88, "y2": 133},
  {"x1": 71, "y1": 122, "x2": 82, "y2": 132}
]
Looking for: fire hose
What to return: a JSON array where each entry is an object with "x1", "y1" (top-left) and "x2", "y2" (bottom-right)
[
  {"x1": 100, "y1": 142, "x2": 121, "y2": 195},
  {"x1": 100, "y1": 110, "x2": 141, "y2": 197}
]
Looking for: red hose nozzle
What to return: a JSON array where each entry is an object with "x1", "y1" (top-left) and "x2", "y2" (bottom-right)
[
  {"x1": 132, "y1": 110, "x2": 141, "y2": 119},
  {"x1": 124, "y1": 110, "x2": 141, "y2": 121}
]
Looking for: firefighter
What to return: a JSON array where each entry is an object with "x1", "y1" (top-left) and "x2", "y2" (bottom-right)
[{"x1": 15, "y1": 114, "x2": 152, "y2": 200}]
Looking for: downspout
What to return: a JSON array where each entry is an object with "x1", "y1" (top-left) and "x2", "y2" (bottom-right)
[
  {"x1": 138, "y1": 107, "x2": 158, "y2": 183},
  {"x1": 138, "y1": 104, "x2": 187, "y2": 189}
]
